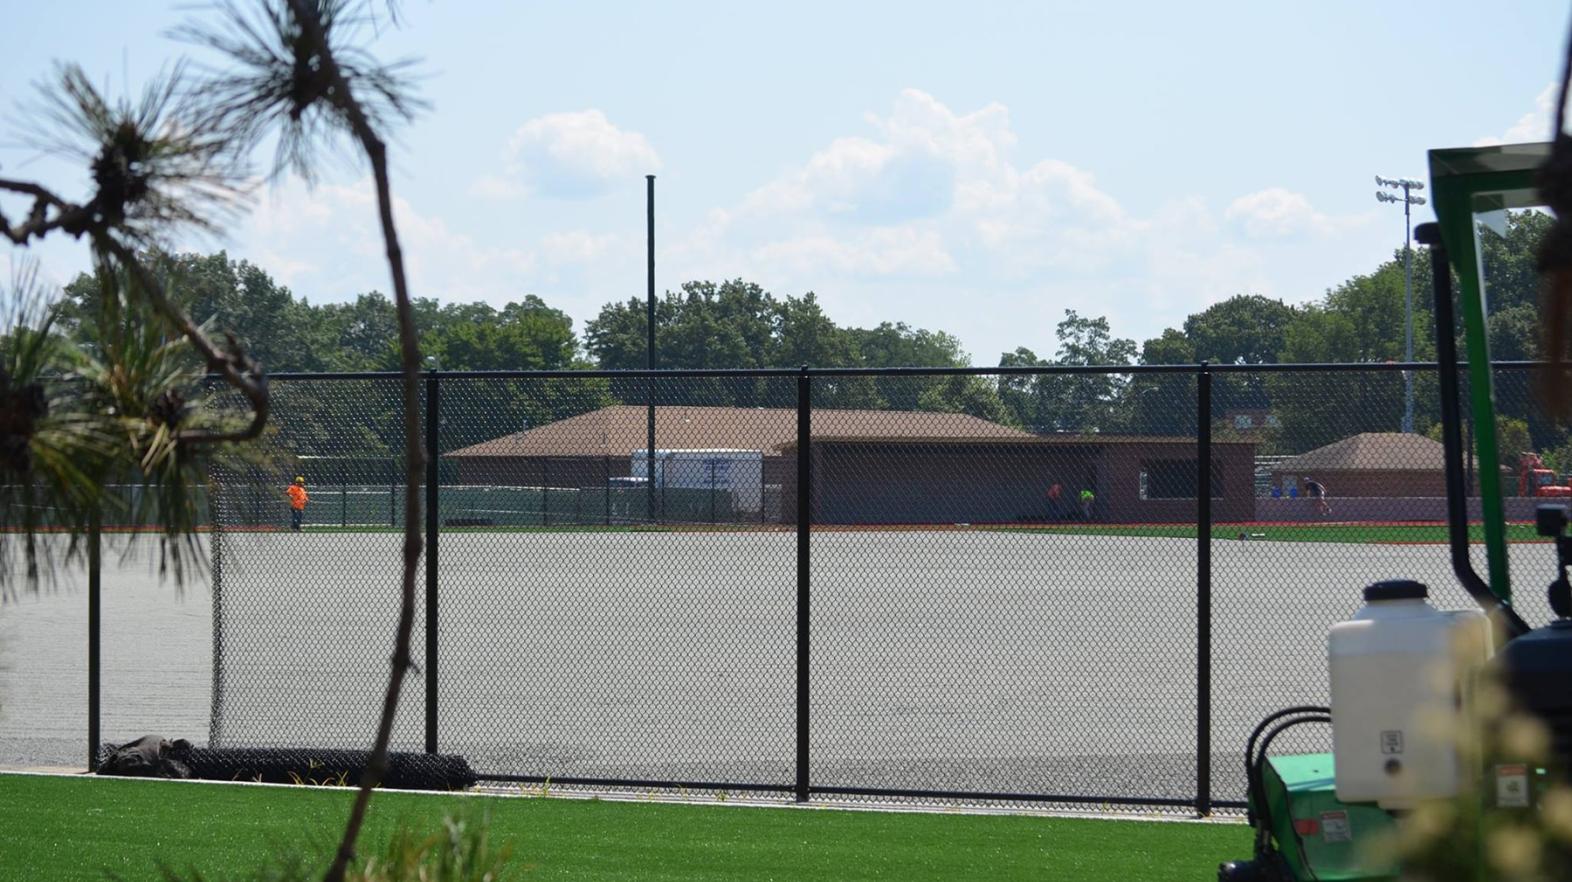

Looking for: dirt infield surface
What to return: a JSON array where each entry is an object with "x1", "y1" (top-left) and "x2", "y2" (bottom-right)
[{"x1": 1, "y1": 530, "x2": 1559, "y2": 808}]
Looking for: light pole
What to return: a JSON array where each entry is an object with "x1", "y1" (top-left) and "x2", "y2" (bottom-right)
[
  {"x1": 646, "y1": 174, "x2": 657, "y2": 523},
  {"x1": 1376, "y1": 175, "x2": 1427, "y2": 434}
]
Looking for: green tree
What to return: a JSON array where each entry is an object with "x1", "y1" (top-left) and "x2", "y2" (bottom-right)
[
  {"x1": 588, "y1": 280, "x2": 912, "y2": 409},
  {"x1": 916, "y1": 374, "x2": 1018, "y2": 425},
  {"x1": 418, "y1": 296, "x2": 576, "y2": 372},
  {"x1": 586, "y1": 279, "x2": 779, "y2": 406},
  {"x1": 586, "y1": 279, "x2": 776, "y2": 373},
  {"x1": 1479, "y1": 210, "x2": 1553, "y2": 313},
  {"x1": 319, "y1": 292, "x2": 400, "y2": 370},
  {"x1": 1011, "y1": 310, "x2": 1136, "y2": 433},
  {"x1": 1477, "y1": 214, "x2": 1562, "y2": 452},
  {"x1": 776, "y1": 293, "x2": 882, "y2": 408},
  {"x1": 846, "y1": 321, "x2": 969, "y2": 413},
  {"x1": 1184, "y1": 294, "x2": 1297, "y2": 366},
  {"x1": 1269, "y1": 258, "x2": 1441, "y2": 453},
  {"x1": 1125, "y1": 329, "x2": 1197, "y2": 436},
  {"x1": 60, "y1": 251, "x2": 336, "y2": 372},
  {"x1": 997, "y1": 346, "x2": 1051, "y2": 431},
  {"x1": 1184, "y1": 294, "x2": 1297, "y2": 420},
  {"x1": 417, "y1": 296, "x2": 612, "y2": 451}
]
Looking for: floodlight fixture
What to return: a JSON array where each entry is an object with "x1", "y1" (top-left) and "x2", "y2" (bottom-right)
[
  {"x1": 1373, "y1": 174, "x2": 1427, "y2": 433},
  {"x1": 1376, "y1": 175, "x2": 1425, "y2": 190}
]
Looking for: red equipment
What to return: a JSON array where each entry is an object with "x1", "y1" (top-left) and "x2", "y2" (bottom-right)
[{"x1": 1518, "y1": 452, "x2": 1572, "y2": 498}]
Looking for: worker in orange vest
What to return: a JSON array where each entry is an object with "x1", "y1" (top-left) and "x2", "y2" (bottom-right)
[{"x1": 286, "y1": 476, "x2": 309, "y2": 531}]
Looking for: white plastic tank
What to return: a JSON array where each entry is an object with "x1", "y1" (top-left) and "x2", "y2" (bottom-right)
[{"x1": 1329, "y1": 580, "x2": 1491, "y2": 809}]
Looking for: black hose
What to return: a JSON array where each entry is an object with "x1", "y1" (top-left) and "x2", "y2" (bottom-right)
[
  {"x1": 1250, "y1": 714, "x2": 1332, "y2": 875},
  {"x1": 1243, "y1": 706, "x2": 1330, "y2": 826}
]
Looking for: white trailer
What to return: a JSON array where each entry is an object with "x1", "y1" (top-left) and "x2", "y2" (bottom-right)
[{"x1": 630, "y1": 449, "x2": 764, "y2": 513}]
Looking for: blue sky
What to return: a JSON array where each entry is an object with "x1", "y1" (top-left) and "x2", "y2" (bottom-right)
[{"x1": 1, "y1": 1, "x2": 1564, "y2": 364}]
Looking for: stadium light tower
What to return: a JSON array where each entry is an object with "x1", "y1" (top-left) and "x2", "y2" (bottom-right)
[{"x1": 1376, "y1": 175, "x2": 1426, "y2": 434}]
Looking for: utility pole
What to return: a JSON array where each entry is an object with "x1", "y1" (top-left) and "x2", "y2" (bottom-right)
[{"x1": 1376, "y1": 175, "x2": 1427, "y2": 434}]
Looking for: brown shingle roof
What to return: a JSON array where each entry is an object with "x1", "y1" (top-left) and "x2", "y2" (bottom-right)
[
  {"x1": 446, "y1": 405, "x2": 1036, "y2": 458},
  {"x1": 1273, "y1": 432, "x2": 1483, "y2": 473}
]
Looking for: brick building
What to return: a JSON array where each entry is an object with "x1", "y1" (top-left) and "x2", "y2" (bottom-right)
[
  {"x1": 445, "y1": 405, "x2": 1256, "y2": 524},
  {"x1": 1270, "y1": 432, "x2": 1502, "y2": 498}
]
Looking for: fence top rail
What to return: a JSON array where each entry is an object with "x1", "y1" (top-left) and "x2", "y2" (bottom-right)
[{"x1": 222, "y1": 360, "x2": 1547, "y2": 382}]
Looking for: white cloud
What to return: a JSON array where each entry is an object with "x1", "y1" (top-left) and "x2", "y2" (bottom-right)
[
  {"x1": 182, "y1": 88, "x2": 1392, "y2": 368},
  {"x1": 222, "y1": 177, "x2": 538, "y2": 305},
  {"x1": 1224, "y1": 188, "x2": 1342, "y2": 238},
  {"x1": 496, "y1": 110, "x2": 661, "y2": 199},
  {"x1": 663, "y1": 89, "x2": 1387, "y2": 360},
  {"x1": 752, "y1": 226, "x2": 957, "y2": 278},
  {"x1": 540, "y1": 231, "x2": 623, "y2": 265},
  {"x1": 467, "y1": 174, "x2": 528, "y2": 200},
  {"x1": 724, "y1": 89, "x2": 1137, "y2": 276},
  {"x1": 743, "y1": 134, "x2": 954, "y2": 222},
  {"x1": 1476, "y1": 83, "x2": 1566, "y2": 146}
]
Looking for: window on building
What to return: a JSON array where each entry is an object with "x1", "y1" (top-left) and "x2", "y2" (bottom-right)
[{"x1": 1140, "y1": 458, "x2": 1224, "y2": 499}]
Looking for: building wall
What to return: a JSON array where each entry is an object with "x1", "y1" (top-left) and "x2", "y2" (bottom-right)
[
  {"x1": 1098, "y1": 444, "x2": 1255, "y2": 523},
  {"x1": 811, "y1": 442, "x2": 1255, "y2": 525},
  {"x1": 1270, "y1": 469, "x2": 1451, "y2": 499},
  {"x1": 450, "y1": 442, "x2": 1257, "y2": 525},
  {"x1": 812, "y1": 443, "x2": 1098, "y2": 525},
  {"x1": 452, "y1": 456, "x2": 624, "y2": 488}
]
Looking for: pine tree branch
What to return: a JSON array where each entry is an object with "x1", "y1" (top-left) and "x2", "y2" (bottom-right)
[
  {"x1": 101, "y1": 237, "x2": 271, "y2": 445},
  {"x1": 0, "y1": 177, "x2": 270, "y2": 445},
  {"x1": 274, "y1": 2, "x2": 426, "y2": 879},
  {"x1": 0, "y1": 178, "x2": 93, "y2": 243}
]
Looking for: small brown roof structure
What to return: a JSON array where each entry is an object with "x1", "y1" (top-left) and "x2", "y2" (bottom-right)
[
  {"x1": 1273, "y1": 432, "x2": 1485, "y2": 473},
  {"x1": 446, "y1": 405, "x2": 1035, "y2": 459}
]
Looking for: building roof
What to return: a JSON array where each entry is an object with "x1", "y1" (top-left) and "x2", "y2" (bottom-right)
[
  {"x1": 781, "y1": 434, "x2": 1253, "y2": 450},
  {"x1": 446, "y1": 405, "x2": 1036, "y2": 458},
  {"x1": 1272, "y1": 432, "x2": 1487, "y2": 473}
]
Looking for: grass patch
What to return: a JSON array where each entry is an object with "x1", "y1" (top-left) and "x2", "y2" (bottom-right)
[
  {"x1": 993, "y1": 522, "x2": 1547, "y2": 544},
  {"x1": 293, "y1": 523, "x2": 778, "y2": 534},
  {"x1": 0, "y1": 774, "x2": 1246, "y2": 882}
]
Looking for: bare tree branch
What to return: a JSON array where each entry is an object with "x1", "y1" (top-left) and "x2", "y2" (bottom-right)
[
  {"x1": 0, "y1": 177, "x2": 93, "y2": 244},
  {"x1": 268, "y1": 2, "x2": 425, "y2": 878}
]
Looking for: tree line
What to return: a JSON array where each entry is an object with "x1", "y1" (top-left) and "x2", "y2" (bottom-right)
[{"x1": 47, "y1": 210, "x2": 1554, "y2": 460}]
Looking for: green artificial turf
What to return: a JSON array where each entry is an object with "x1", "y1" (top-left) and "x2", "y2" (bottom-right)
[
  {"x1": 994, "y1": 521, "x2": 1547, "y2": 544},
  {"x1": 0, "y1": 774, "x2": 1247, "y2": 882},
  {"x1": 277, "y1": 521, "x2": 1547, "y2": 544}
]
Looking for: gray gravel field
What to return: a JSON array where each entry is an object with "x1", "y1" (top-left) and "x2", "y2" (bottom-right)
[{"x1": 1, "y1": 528, "x2": 1557, "y2": 806}]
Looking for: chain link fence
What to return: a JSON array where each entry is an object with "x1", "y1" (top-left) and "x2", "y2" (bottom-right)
[{"x1": 4, "y1": 362, "x2": 1566, "y2": 811}]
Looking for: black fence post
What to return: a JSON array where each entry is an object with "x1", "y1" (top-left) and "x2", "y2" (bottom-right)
[
  {"x1": 796, "y1": 365, "x2": 812, "y2": 803},
  {"x1": 87, "y1": 510, "x2": 101, "y2": 771},
  {"x1": 425, "y1": 370, "x2": 440, "y2": 754},
  {"x1": 1196, "y1": 363, "x2": 1213, "y2": 816},
  {"x1": 208, "y1": 483, "x2": 226, "y2": 749}
]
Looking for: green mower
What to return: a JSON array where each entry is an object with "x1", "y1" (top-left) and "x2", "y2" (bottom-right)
[{"x1": 1220, "y1": 141, "x2": 1572, "y2": 881}]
